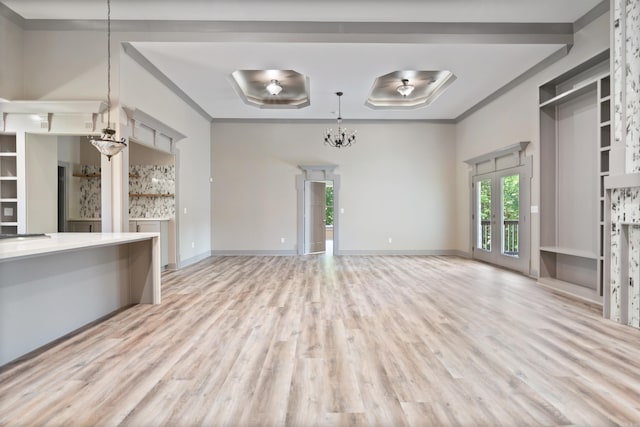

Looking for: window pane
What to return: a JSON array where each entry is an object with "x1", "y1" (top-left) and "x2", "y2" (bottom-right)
[
  {"x1": 477, "y1": 179, "x2": 491, "y2": 251},
  {"x1": 501, "y1": 174, "x2": 519, "y2": 257}
]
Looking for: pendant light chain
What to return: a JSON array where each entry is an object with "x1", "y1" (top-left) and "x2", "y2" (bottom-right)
[{"x1": 107, "y1": 0, "x2": 112, "y2": 127}]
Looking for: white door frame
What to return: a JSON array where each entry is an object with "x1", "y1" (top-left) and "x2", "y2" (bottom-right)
[
  {"x1": 297, "y1": 165, "x2": 340, "y2": 255},
  {"x1": 465, "y1": 142, "x2": 531, "y2": 275}
]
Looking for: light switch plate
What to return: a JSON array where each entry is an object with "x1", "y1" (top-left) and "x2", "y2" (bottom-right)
[{"x1": 530, "y1": 205, "x2": 539, "y2": 213}]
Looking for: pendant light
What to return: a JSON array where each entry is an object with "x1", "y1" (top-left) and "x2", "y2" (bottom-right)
[
  {"x1": 89, "y1": 0, "x2": 127, "y2": 161},
  {"x1": 324, "y1": 92, "x2": 356, "y2": 148}
]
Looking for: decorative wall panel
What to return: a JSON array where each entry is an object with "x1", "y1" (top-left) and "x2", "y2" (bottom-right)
[
  {"x1": 78, "y1": 165, "x2": 101, "y2": 218},
  {"x1": 625, "y1": 0, "x2": 640, "y2": 172}
]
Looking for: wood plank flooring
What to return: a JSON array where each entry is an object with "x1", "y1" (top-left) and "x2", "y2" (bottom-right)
[{"x1": 2, "y1": 255, "x2": 640, "y2": 426}]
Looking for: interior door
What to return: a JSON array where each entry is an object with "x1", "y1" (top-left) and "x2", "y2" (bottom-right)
[
  {"x1": 473, "y1": 168, "x2": 528, "y2": 272},
  {"x1": 306, "y1": 181, "x2": 326, "y2": 254}
]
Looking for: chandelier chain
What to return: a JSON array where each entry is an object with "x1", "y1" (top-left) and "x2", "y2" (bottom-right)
[{"x1": 107, "y1": 0, "x2": 111, "y2": 126}]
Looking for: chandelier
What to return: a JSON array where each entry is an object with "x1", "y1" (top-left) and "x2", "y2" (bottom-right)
[
  {"x1": 89, "y1": 0, "x2": 127, "y2": 161},
  {"x1": 324, "y1": 92, "x2": 356, "y2": 148}
]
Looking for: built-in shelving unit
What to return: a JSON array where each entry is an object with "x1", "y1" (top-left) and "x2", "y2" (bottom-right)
[
  {"x1": 0, "y1": 134, "x2": 18, "y2": 234},
  {"x1": 597, "y1": 74, "x2": 611, "y2": 298},
  {"x1": 538, "y1": 49, "x2": 609, "y2": 305}
]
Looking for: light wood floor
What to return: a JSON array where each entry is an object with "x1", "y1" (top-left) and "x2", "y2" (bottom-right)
[{"x1": 2, "y1": 255, "x2": 640, "y2": 426}]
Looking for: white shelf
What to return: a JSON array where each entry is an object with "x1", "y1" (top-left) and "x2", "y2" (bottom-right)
[
  {"x1": 539, "y1": 246, "x2": 598, "y2": 259},
  {"x1": 0, "y1": 176, "x2": 17, "y2": 181},
  {"x1": 0, "y1": 222, "x2": 18, "y2": 226},
  {"x1": 0, "y1": 198, "x2": 17, "y2": 202},
  {"x1": 0, "y1": 153, "x2": 17, "y2": 157},
  {"x1": 539, "y1": 80, "x2": 597, "y2": 108},
  {"x1": 599, "y1": 95, "x2": 611, "y2": 102},
  {"x1": 599, "y1": 120, "x2": 611, "y2": 127},
  {"x1": 537, "y1": 277, "x2": 602, "y2": 305}
]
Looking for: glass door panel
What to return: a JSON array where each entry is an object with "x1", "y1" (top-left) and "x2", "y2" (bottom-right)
[
  {"x1": 477, "y1": 178, "x2": 492, "y2": 252},
  {"x1": 501, "y1": 174, "x2": 519, "y2": 257},
  {"x1": 473, "y1": 169, "x2": 527, "y2": 273}
]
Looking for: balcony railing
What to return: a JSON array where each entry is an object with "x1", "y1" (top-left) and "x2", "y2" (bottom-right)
[
  {"x1": 480, "y1": 219, "x2": 519, "y2": 255},
  {"x1": 503, "y1": 220, "x2": 519, "y2": 256}
]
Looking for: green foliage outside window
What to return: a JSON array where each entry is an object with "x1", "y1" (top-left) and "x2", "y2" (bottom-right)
[{"x1": 325, "y1": 186, "x2": 334, "y2": 226}]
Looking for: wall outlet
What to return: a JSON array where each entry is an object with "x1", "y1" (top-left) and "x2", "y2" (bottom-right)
[
  {"x1": 388, "y1": 237, "x2": 393, "y2": 244},
  {"x1": 280, "y1": 237, "x2": 285, "y2": 244},
  {"x1": 191, "y1": 241, "x2": 195, "y2": 248}
]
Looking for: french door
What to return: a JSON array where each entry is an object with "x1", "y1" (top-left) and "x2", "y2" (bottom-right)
[{"x1": 472, "y1": 167, "x2": 529, "y2": 273}]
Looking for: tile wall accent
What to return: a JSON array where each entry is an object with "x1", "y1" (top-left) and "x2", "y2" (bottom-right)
[
  {"x1": 610, "y1": 188, "x2": 640, "y2": 323},
  {"x1": 625, "y1": 0, "x2": 639, "y2": 173},
  {"x1": 78, "y1": 165, "x2": 101, "y2": 218},
  {"x1": 129, "y1": 165, "x2": 175, "y2": 219}
]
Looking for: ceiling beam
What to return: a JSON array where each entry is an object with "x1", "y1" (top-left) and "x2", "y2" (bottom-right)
[{"x1": 22, "y1": 20, "x2": 574, "y2": 45}]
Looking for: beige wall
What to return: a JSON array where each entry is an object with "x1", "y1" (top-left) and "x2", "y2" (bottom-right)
[
  {"x1": 211, "y1": 121, "x2": 456, "y2": 253},
  {"x1": 454, "y1": 13, "x2": 610, "y2": 274},
  {"x1": 129, "y1": 141, "x2": 175, "y2": 166},
  {"x1": 0, "y1": 14, "x2": 24, "y2": 100},
  {"x1": 25, "y1": 134, "x2": 57, "y2": 233},
  {"x1": 120, "y1": 51, "x2": 211, "y2": 265}
]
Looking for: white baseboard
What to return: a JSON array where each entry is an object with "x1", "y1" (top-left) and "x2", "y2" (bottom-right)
[
  {"x1": 178, "y1": 252, "x2": 212, "y2": 269},
  {"x1": 210, "y1": 250, "x2": 298, "y2": 256},
  {"x1": 337, "y1": 249, "x2": 468, "y2": 256}
]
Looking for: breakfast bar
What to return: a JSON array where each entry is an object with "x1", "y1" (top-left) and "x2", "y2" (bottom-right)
[{"x1": 0, "y1": 232, "x2": 161, "y2": 365}]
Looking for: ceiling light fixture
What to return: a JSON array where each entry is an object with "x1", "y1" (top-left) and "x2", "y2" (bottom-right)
[
  {"x1": 266, "y1": 79, "x2": 283, "y2": 96},
  {"x1": 324, "y1": 92, "x2": 356, "y2": 149},
  {"x1": 89, "y1": 0, "x2": 126, "y2": 161},
  {"x1": 397, "y1": 79, "x2": 415, "y2": 97}
]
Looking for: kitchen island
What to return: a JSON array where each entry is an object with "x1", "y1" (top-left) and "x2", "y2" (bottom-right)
[{"x1": 0, "y1": 232, "x2": 160, "y2": 365}]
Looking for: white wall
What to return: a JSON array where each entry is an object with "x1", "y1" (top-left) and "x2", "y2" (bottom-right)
[
  {"x1": 0, "y1": 14, "x2": 24, "y2": 100},
  {"x1": 454, "y1": 13, "x2": 610, "y2": 274},
  {"x1": 211, "y1": 121, "x2": 456, "y2": 253}
]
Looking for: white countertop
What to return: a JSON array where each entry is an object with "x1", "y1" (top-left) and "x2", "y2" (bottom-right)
[
  {"x1": 68, "y1": 218, "x2": 173, "y2": 221},
  {"x1": 0, "y1": 232, "x2": 159, "y2": 263}
]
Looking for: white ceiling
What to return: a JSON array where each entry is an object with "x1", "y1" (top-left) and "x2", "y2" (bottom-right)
[{"x1": 1, "y1": 0, "x2": 604, "y2": 121}]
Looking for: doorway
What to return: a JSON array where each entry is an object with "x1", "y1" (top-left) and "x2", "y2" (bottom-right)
[
  {"x1": 57, "y1": 165, "x2": 67, "y2": 232},
  {"x1": 296, "y1": 165, "x2": 340, "y2": 256},
  {"x1": 304, "y1": 180, "x2": 334, "y2": 255},
  {"x1": 472, "y1": 167, "x2": 529, "y2": 272}
]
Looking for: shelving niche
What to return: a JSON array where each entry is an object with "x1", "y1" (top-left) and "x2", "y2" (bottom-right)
[
  {"x1": 0, "y1": 134, "x2": 18, "y2": 234},
  {"x1": 538, "y1": 49, "x2": 610, "y2": 304}
]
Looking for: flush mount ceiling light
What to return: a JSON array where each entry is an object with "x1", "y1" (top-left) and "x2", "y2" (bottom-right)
[
  {"x1": 366, "y1": 70, "x2": 457, "y2": 110},
  {"x1": 266, "y1": 79, "x2": 283, "y2": 96},
  {"x1": 397, "y1": 79, "x2": 415, "y2": 97},
  {"x1": 324, "y1": 92, "x2": 356, "y2": 149},
  {"x1": 231, "y1": 70, "x2": 310, "y2": 109},
  {"x1": 89, "y1": 0, "x2": 126, "y2": 161}
]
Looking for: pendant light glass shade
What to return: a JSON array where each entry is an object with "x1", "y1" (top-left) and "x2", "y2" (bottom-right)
[
  {"x1": 266, "y1": 79, "x2": 283, "y2": 95},
  {"x1": 397, "y1": 79, "x2": 415, "y2": 97}
]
